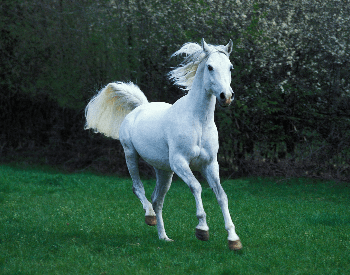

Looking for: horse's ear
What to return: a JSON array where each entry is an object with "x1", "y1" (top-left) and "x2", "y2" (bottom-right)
[
  {"x1": 201, "y1": 38, "x2": 210, "y2": 53},
  {"x1": 225, "y1": 39, "x2": 233, "y2": 55}
]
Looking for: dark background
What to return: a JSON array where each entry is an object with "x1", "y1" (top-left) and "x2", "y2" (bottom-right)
[{"x1": 1, "y1": 0, "x2": 349, "y2": 181}]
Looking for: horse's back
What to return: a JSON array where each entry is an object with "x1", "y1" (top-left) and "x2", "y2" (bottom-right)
[{"x1": 119, "y1": 102, "x2": 173, "y2": 171}]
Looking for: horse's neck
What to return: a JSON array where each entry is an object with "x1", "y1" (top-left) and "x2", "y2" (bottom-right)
[{"x1": 185, "y1": 70, "x2": 216, "y2": 125}]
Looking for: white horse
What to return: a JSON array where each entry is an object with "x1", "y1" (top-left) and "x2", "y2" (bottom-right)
[{"x1": 85, "y1": 39, "x2": 242, "y2": 250}]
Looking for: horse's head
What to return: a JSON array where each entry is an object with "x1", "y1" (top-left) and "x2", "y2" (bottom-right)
[{"x1": 202, "y1": 39, "x2": 234, "y2": 107}]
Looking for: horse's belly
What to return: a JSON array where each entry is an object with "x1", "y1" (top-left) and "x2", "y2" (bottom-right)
[
  {"x1": 133, "y1": 136, "x2": 172, "y2": 171},
  {"x1": 129, "y1": 103, "x2": 172, "y2": 171},
  {"x1": 139, "y1": 150, "x2": 172, "y2": 171}
]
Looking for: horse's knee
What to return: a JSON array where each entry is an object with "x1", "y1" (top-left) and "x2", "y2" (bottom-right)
[
  {"x1": 217, "y1": 192, "x2": 228, "y2": 206},
  {"x1": 132, "y1": 186, "x2": 140, "y2": 196},
  {"x1": 189, "y1": 181, "x2": 202, "y2": 195}
]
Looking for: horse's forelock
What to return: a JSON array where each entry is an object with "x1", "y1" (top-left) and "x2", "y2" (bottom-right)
[
  {"x1": 171, "y1": 42, "x2": 202, "y2": 58},
  {"x1": 169, "y1": 42, "x2": 229, "y2": 91}
]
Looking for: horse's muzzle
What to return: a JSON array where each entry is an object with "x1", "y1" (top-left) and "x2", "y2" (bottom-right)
[{"x1": 219, "y1": 92, "x2": 234, "y2": 107}]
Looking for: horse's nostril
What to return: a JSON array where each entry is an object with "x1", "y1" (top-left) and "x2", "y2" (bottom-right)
[
  {"x1": 231, "y1": 93, "x2": 234, "y2": 99},
  {"x1": 220, "y1": 93, "x2": 225, "y2": 99}
]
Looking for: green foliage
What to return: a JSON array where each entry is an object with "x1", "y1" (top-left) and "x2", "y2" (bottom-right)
[
  {"x1": 1, "y1": 165, "x2": 350, "y2": 274},
  {"x1": 0, "y1": 0, "x2": 349, "y2": 179}
]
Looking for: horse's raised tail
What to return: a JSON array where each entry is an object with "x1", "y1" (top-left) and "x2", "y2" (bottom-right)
[{"x1": 85, "y1": 82, "x2": 148, "y2": 139}]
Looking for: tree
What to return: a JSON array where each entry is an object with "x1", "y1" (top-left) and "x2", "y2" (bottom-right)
[{"x1": 1, "y1": 0, "x2": 349, "y2": 179}]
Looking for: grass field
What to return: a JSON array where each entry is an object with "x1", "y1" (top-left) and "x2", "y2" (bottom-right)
[{"x1": 0, "y1": 164, "x2": 349, "y2": 274}]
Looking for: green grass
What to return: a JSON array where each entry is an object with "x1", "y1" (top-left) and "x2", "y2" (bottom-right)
[{"x1": 0, "y1": 164, "x2": 349, "y2": 274}]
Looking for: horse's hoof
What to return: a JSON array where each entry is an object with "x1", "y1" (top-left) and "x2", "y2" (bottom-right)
[
  {"x1": 228, "y1": 239, "x2": 243, "y2": 251},
  {"x1": 195, "y1": 228, "x2": 209, "y2": 241},
  {"x1": 145, "y1": 216, "x2": 157, "y2": 226},
  {"x1": 163, "y1": 238, "x2": 174, "y2": 242}
]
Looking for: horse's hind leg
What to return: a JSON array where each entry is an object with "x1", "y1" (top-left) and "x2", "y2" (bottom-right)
[
  {"x1": 152, "y1": 168, "x2": 174, "y2": 241},
  {"x1": 121, "y1": 140, "x2": 156, "y2": 226}
]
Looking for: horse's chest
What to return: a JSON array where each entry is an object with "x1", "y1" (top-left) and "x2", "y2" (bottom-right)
[
  {"x1": 190, "y1": 141, "x2": 215, "y2": 170},
  {"x1": 189, "y1": 124, "x2": 218, "y2": 166}
]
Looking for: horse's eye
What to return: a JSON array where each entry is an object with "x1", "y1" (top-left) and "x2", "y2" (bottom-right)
[{"x1": 207, "y1": 65, "x2": 214, "y2": 71}]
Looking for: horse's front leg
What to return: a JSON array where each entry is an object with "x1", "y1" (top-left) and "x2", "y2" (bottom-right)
[
  {"x1": 202, "y1": 161, "x2": 242, "y2": 250},
  {"x1": 170, "y1": 156, "x2": 209, "y2": 241}
]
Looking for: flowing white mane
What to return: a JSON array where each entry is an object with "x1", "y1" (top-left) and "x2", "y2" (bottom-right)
[{"x1": 168, "y1": 42, "x2": 230, "y2": 91}]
